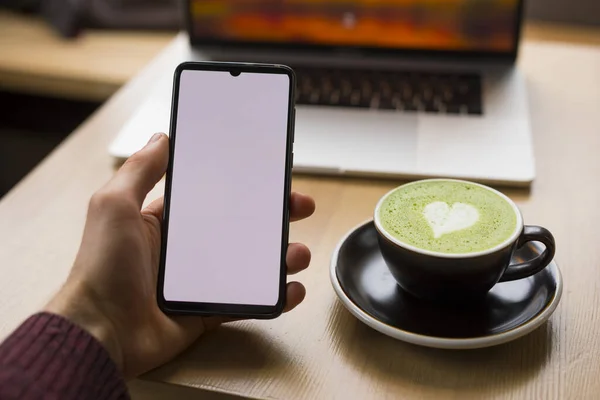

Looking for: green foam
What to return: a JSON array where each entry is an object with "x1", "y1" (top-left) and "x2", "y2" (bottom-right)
[{"x1": 379, "y1": 181, "x2": 518, "y2": 254}]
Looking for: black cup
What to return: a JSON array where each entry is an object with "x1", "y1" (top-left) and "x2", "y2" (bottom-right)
[{"x1": 374, "y1": 180, "x2": 556, "y2": 301}]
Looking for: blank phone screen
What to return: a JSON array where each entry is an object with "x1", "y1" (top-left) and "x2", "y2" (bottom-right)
[{"x1": 162, "y1": 68, "x2": 291, "y2": 306}]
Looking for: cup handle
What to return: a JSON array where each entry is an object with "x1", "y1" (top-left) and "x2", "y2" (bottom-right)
[{"x1": 498, "y1": 225, "x2": 556, "y2": 282}]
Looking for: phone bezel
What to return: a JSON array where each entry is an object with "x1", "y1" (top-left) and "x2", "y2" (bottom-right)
[{"x1": 157, "y1": 61, "x2": 296, "y2": 319}]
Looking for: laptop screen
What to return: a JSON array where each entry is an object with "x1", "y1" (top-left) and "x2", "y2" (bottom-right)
[{"x1": 188, "y1": 0, "x2": 521, "y2": 55}]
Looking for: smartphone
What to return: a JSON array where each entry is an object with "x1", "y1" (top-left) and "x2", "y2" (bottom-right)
[{"x1": 157, "y1": 62, "x2": 296, "y2": 318}]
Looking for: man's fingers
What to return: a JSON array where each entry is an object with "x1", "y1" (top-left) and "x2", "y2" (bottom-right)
[
  {"x1": 110, "y1": 133, "x2": 169, "y2": 208},
  {"x1": 283, "y1": 282, "x2": 306, "y2": 313},
  {"x1": 143, "y1": 196, "x2": 165, "y2": 223},
  {"x1": 171, "y1": 282, "x2": 306, "y2": 336},
  {"x1": 290, "y1": 192, "x2": 315, "y2": 222},
  {"x1": 212, "y1": 282, "x2": 306, "y2": 317},
  {"x1": 145, "y1": 192, "x2": 313, "y2": 225},
  {"x1": 286, "y1": 243, "x2": 311, "y2": 275}
]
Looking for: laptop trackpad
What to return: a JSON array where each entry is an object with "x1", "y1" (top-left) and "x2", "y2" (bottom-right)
[{"x1": 293, "y1": 107, "x2": 418, "y2": 174}]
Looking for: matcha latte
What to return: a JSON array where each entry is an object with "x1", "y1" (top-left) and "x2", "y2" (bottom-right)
[{"x1": 378, "y1": 180, "x2": 518, "y2": 254}]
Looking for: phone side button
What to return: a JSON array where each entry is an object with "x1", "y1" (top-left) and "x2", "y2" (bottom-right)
[
  {"x1": 291, "y1": 153, "x2": 294, "y2": 168},
  {"x1": 291, "y1": 108, "x2": 296, "y2": 143}
]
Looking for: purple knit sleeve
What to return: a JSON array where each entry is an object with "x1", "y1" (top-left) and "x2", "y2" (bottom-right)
[{"x1": 0, "y1": 312, "x2": 129, "y2": 399}]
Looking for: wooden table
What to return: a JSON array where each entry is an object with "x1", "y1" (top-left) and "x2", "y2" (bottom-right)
[
  {"x1": 1, "y1": 32, "x2": 600, "y2": 400},
  {"x1": 0, "y1": 11, "x2": 172, "y2": 101}
]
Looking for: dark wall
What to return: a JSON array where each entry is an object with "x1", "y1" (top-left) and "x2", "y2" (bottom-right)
[
  {"x1": 526, "y1": 0, "x2": 600, "y2": 26},
  {"x1": 0, "y1": 92, "x2": 99, "y2": 197}
]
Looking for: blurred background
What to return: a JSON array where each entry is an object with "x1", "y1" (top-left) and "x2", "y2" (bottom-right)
[{"x1": 0, "y1": 0, "x2": 598, "y2": 197}]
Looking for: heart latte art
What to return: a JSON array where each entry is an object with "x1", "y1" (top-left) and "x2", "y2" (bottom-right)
[
  {"x1": 423, "y1": 201, "x2": 479, "y2": 239},
  {"x1": 378, "y1": 180, "x2": 518, "y2": 254}
]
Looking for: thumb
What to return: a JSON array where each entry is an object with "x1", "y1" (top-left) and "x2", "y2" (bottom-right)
[{"x1": 111, "y1": 133, "x2": 169, "y2": 207}]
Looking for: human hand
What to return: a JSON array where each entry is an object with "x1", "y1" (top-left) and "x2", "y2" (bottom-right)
[{"x1": 45, "y1": 133, "x2": 315, "y2": 379}]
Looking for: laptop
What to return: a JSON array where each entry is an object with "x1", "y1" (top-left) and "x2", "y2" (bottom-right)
[{"x1": 110, "y1": 0, "x2": 534, "y2": 186}]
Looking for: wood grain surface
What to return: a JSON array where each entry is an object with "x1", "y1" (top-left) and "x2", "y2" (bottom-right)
[{"x1": 0, "y1": 33, "x2": 599, "y2": 399}]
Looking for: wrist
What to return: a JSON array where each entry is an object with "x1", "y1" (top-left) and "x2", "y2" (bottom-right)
[{"x1": 44, "y1": 280, "x2": 124, "y2": 371}]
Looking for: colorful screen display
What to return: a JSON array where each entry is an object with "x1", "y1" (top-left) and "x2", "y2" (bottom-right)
[{"x1": 190, "y1": 0, "x2": 520, "y2": 53}]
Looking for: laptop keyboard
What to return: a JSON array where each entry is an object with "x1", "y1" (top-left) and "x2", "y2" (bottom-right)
[{"x1": 293, "y1": 67, "x2": 483, "y2": 115}]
